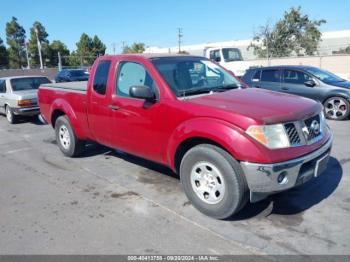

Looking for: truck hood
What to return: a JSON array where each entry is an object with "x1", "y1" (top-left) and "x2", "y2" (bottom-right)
[
  {"x1": 12, "y1": 89, "x2": 38, "y2": 100},
  {"x1": 187, "y1": 88, "x2": 321, "y2": 129}
]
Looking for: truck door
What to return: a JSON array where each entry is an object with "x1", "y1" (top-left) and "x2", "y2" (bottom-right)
[
  {"x1": 87, "y1": 59, "x2": 114, "y2": 146},
  {"x1": 108, "y1": 60, "x2": 165, "y2": 163},
  {"x1": 0, "y1": 80, "x2": 6, "y2": 113}
]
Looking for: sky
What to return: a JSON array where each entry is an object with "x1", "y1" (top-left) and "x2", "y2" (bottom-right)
[{"x1": 0, "y1": 0, "x2": 349, "y2": 54}]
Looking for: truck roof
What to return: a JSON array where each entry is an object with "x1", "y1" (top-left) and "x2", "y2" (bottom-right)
[{"x1": 100, "y1": 53, "x2": 205, "y2": 60}]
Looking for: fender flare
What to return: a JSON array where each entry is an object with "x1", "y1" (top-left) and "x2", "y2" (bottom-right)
[{"x1": 49, "y1": 98, "x2": 86, "y2": 139}]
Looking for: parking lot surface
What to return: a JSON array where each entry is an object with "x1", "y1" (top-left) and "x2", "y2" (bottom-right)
[{"x1": 0, "y1": 117, "x2": 349, "y2": 255}]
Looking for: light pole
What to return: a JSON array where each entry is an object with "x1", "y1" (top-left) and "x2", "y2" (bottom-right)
[
  {"x1": 24, "y1": 42, "x2": 30, "y2": 69},
  {"x1": 35, "y1": 26, "x2": 43, "y2": 69}
]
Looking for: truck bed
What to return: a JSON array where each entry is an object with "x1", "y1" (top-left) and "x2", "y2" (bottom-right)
[
  {"x1": 41, "y1": 81, "x2": 88, "y2": 92},
  {"x1": 38, "y1": 81, "x2": 90, "y2": 139}
]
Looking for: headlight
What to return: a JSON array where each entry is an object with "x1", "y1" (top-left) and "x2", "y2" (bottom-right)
[
  {"x1": 18, "y1": 99, "x2": 36, "y2": 107},
  {"x1": 246, "y1": 124, "x2": 290, "y2": 149}
]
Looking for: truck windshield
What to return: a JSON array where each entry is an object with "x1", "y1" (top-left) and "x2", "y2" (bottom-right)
[
  {"x1": 11, "y1": 77, "x2": 50, "y2": 91},
  {"x1": 151, "y1": 57, "x2": 242, "y2": 97},
  {"x1": 222, "y1": 48, "x2": 243, "y2": 62}
]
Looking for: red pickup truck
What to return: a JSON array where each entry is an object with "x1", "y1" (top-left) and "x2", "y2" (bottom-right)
[{"x1": 38, "y1": 54, "x2": 333, "y2": 219}]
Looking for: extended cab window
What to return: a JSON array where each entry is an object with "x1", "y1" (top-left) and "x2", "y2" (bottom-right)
[
  {"x1": 284, "y1": 70, "x2": 312, "y2": 84},
  {"x1": 93, "y1": 60, "x2": 111, "y2": 95},
  {"x1": 261, "y1": 69, "x2": 281, "y2": 83},
  {"x1": 116, "y1": 62, "x2": 155, "y2": 98},
  {"x1": 0, "y1": 80, "x2": 5, "y2": 93}
]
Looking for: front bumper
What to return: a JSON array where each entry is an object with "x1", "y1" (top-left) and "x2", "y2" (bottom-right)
[
  {"x1": 240, "y1": 135, "x2": 333, "y2": 202},
  {"x1": 12, "y1": 106, "x2": 40, "y2": 116}
]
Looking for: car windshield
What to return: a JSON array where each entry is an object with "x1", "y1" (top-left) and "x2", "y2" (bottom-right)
[
  {"x1": 304, "y1": 67, "x2": 345, "y2": 83},
  {"x1": 222, "y1": 48, "x2": 243, "y2": 62},
  {"x1": 70, "y1": 70, "x2": 88, "y2": 77},
  {"x1": 10, "y1": 77, "x2": 50, "y2": 91},
  {"x1": 151, "y1": 57, "x2": 242, "y2": 97}
]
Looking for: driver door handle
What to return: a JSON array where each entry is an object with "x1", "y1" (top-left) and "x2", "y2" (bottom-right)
[
  {"x1": 281, "y1": 87, "x2": 289, "y2": 90},
  {"x1": 108, "y1": 104, "x2": 120, "y2": 110}
]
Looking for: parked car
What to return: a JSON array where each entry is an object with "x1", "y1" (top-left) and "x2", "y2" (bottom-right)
[
  {"x1": 242, "y1": 65, "x2": 350, "y2": 120},
  {"x1": 38, "y1": 55, "x2": 332, "y2": 219},
  {"x1": 54, "y1": 69, "x2": 89, "y2": 83},
  {"x1": 0, "y1": 76, "x2": 51, "y2": 123}
]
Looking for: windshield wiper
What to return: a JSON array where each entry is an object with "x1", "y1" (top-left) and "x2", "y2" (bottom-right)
[
  {"x1": 211, "y1": 84, "x2": 239, "y2": 92},
  {"x1": 178, "y1": 84, "x2": 239, "y2": 97},
  {"x1": 178, "y1": 88, "x2": 211, "y2": 97}
]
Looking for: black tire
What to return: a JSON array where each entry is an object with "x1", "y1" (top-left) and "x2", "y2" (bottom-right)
[
  {"x1": 5, "y1": 105, "x2": 17, "y2": 124},
  {"x1": 323, "y1": 97, "x2": 350, "y2": 121},
  {"x1": 55, "y1": 115, "x2": 85, "y2": 157},
  {"x1": 180, "y1": 144, "x2": 249, "y2": 219}
]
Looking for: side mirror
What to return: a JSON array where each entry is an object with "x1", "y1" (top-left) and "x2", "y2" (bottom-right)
[
  {"x1": 214, "y1": 57, "x2": 221, "y2": 62},
  {"x1": 129, "y1": 85, "x2": 155, "y2": 101},
  {"x1": 304, "y1": 80, "x2": 316, "y2": 87}
]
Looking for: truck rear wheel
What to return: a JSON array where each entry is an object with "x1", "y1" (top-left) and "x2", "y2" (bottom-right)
[
  {"x1": 55, "y1": 115, "x2": 85, "y2": 157},
  {"x1": 180, "y1": 144, "x2": 248, "y2": 219}
]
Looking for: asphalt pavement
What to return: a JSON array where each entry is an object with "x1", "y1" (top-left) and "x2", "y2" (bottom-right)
[{"x1": 0, "y1": 116, "x2": 349, "y2": 255}]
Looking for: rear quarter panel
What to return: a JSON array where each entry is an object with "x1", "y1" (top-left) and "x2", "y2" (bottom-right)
[{"x1": 38, "y1": 87, "x2": 90, "y2": 139}]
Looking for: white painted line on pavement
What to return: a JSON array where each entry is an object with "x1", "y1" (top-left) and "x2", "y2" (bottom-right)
[{"x1": 5, "y1": 147, "x2": 31, "y2": 154}]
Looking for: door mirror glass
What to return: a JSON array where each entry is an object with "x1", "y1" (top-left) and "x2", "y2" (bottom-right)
[
  {"x1": 129, "y1": 85, "x2": 155, "y2": 101},
  {"x1": 214, "y1": 56, "x2": 221, "y2": 62},
  {"x1": 304, "y1": 80, "x2": 316, "y2": 87}
]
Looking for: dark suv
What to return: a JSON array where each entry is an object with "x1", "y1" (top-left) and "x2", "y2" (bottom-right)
[
  {"x1": 55, "y1": 69, "x2": 89, "y2": 83},
  {"x1": 242, "y1": 66, "x2": 350, "y2": 120}
]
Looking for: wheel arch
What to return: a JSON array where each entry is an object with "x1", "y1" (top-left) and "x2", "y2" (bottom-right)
[
  {"x1": 173, "y1": 137, "x2": 228, "y2": 174},
  {"x1": 49, "y1": 99, "x2": 86, "y2": 139}
]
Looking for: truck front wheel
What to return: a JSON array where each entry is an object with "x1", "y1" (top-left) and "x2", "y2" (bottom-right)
[
  {"x1": 55, "y1": 115, "x2": 85, "y2": 157},
  {"x1": 180, "y1": 144, "x2": 248, "y2": 219}
]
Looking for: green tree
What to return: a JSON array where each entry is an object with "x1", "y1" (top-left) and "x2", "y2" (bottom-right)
[
  {"x1": 48, "y1": 40, "x2": 70, "y2": 67},
  {"x1": 249, "y1": 7, "x2": 326, "y2": 58},
  {"x1": 28, "y1": 21, "x2": 50, "y2": 67},
  {"x1": 92, "y1": 35, "x2": 106, "y2": 57},
  {"x1": 0, "y1": 38, "x2": 9, "y2": 68},
  {"x1": 69, "y1": 33, "x2": 106, "y2": 67},
  {"x1": 5, "y1": 17, "x2": 26, "y2": 68},
  {"x1": 122, "y1": 42, "x2": 145, "y2": 54}
]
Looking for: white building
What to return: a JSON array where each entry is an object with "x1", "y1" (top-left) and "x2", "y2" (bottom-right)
[{"x1": 145, "y1": 30, "x2": 350, "y2": 59}]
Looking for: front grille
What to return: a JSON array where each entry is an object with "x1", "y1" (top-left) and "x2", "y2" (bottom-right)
[
  {"x1": 283, "y1": 113, "x2": 323, "y2": 147},
  {"x1": 284, "y1": 123, "x2": 301, "y2": 146},
  {"x1": 304, "y1": 114, "x2": 321, "y2": 141}
]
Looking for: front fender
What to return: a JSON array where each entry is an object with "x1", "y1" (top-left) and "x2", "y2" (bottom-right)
[
  {"x1": 166, "y1": 117, "x2": 267, "y2": 170},
  {"x1": 50, "y1": 98, "x2": 86, "y2": 139}
]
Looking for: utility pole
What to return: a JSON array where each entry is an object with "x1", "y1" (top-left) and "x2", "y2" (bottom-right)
[
  {"x1": 121, "y1": 41, "x2": 126, "y2": 53},
  {"x1": 35, "y1": 26, "x2": 43, "y2": 69},
  {"x1": 177, "y1": 28, "x2": 183, "y2": 53},
  {"x1": 112, "y1": 43, "x2": 116, "y2": 55}
]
